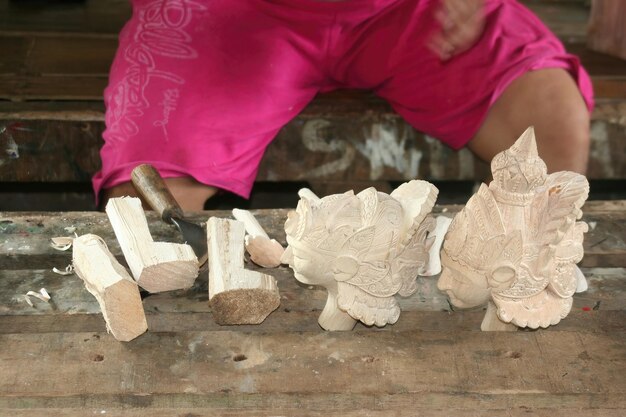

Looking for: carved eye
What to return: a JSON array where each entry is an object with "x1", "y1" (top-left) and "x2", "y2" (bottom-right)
[
  {"x1": 489, "y1": 265, "x2": 516, "y2": 290},
  {"x1": 333, "y1": 256, "x2": 359, "y2": 281}
]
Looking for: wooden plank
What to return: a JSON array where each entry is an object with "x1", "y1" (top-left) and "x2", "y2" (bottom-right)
[
  {"x1": 27, "y1": 37, "x2": 118, "y2": 75},
  {"x1": 2, "y1": 65, "x2": 623, "y2": 102},
  {"x1": 523, "y1": 0, "x2": 590, "y2": 43},
  {"x1": 0, "y1": 329, "x2": 623, "y2": 412},
  {"x1": 0, "y1": 201, "x2": 624, "y2": 268},
  {"x1": 0, "y1": 36, "x2": 30, "y2": 75},
  {"x1": 3, "y1": 409, "x2": 625, "y2": 417},
  {"x1": 0, "y1": 117, "x2": 103, "y2": 182},
  {"x1": 1, "y1": 266, "x2": 623, "y2": 321},
  {"x1": 0, "y1": 75, "x2": 108, "y2": 101},
  {"x1": 0, "y1": 0, "x2": 589, "y2": 38},
  {"x1": 1, "y1": 309, "x2": 624, "y2": 335},
  {"x1": 1, "y1": 101, "x2": 625, "y2": 183},
  {"x1": 0, "y1": 0, "x2": 131, "y2": 35}
]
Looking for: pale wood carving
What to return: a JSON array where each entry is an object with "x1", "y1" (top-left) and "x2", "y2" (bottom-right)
[
  {"x1": 73, "y1": 234, "x2": 148, "y2": 342},
  {"x1": 439, "y1": 127, "x2": 590, "y2": 331},
  {"x1": 232, "y1": 208, "x2": 285, "y2": 268},
  {"x1": 422, "y1": 215, "x2": 452, "y2": 276},
  {"x1": 284, "y1": 180, "x2": 439, "y2": 330},
  {"x1": 105, "y1": 197, "x2": 199, "y2": 293},
  {"x1": 207, "y1": 217, "x2": 280, "y2": 325}
]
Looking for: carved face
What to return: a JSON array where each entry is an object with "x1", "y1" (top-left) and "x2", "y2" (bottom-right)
[{"x1": 438, "y1": 258, "x2": 490, "y2": 309}]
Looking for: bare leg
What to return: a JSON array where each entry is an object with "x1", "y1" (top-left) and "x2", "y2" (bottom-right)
[
  {"x1": 467, "y1": 68, "x2": 590, "y2": 174},
  {"x1": 101, "y1": 177, "x2": 218, "y2": 212}
]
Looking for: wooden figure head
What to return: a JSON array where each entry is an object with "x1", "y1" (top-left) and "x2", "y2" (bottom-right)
[
  {"x1": 283, "y1": 180, "x2": 439, "y2": 330},
  {"x1": 439, "y1": 127, "x2": 590, "y2": 330}
]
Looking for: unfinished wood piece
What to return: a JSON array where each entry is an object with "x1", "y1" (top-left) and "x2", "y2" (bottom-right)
[
  {"x1": 72, "y1": 234, "x2": 147, "y2": 342},
  {"x1": 208, "y1": 217, "x2": 280, "y2": 325},
  {"x1": 284, "y1": 180, "x2": 439, "y2": 330},
  {"x1": 439, "y1": 127, "x2": 590, "y2": 330},
  {"x1": 232, "y1": 208, "x2": 285, "y2": 268},
  {"x1": 105, "y1": 197, "x2": 198, "y2": 293}
]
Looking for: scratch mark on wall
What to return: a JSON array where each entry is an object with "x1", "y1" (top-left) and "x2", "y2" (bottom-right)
[
  {"x1": 424, "y1": 135, "x2": 445, "y2": 179},
  {"x1": 458, "y1": 148, "x2": 475, "y2": 179},
  {"x1": 356, "y1": 123, "x2": 422, "y2": 180},
  {"x1": 0, "y1": 125, "x2": 20, "y2": 167},
  {"x1": 298, "y1": 119, "x2": 356, "y2": 179},
  {"x1": 590, "y1": 121, "x2": 615, "y2": 178}
]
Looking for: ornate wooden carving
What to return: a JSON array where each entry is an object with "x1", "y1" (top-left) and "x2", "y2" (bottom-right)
[
  {"x1": 283, "y1": 180, "x2": 439, "y2": 330},
  {"x1": 439, "y1": 127, "x2": 590, "y2": 330}
]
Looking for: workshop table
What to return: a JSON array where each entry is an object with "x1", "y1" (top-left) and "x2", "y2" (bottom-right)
[{"x1": 1, "y1": 202, "x2": 625, "y2": 416}]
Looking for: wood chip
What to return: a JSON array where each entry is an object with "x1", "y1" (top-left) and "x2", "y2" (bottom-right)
[
  {"x1": 50, "y1": 236, "x2": 74, "y2": 251},
  {"x1": 26, "y1": 288, "x2": 51, "y2": 303},
  {"x1": 22, "y1": 294, "x2": 34, "y2": 307},
  {"x1": 52, "y1": 264, "x2": 75, "y2": 276}
]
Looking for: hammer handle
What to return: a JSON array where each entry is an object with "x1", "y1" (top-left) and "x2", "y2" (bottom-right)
[{"x1": 131, "y1": 164, "x2": 184, "y2": 223}]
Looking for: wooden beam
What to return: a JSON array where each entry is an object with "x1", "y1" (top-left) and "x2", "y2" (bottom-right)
[
  {"x1": 1, "y1": 202, "x2": 624, "y2": 269},
  {"x1": 1, "y1": 102, "x2": 625, "y2": 183}
]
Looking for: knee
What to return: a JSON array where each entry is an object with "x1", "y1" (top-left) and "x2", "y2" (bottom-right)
[
  {"x1": 514, "y1": 68, "x2": 591, "y2": 174},
  {"x1": 535, "y1": 88, "x2": 591, "y2": 174}
]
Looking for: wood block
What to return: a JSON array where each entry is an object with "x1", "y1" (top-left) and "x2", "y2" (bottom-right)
[
  {"x1": 207, "y1": 217, "x2": 280, "y2": 325},
  {"x1": 72, "y1": 233, "x2": 147, "y2": 342},
  {"x1": 105, "y1": 196, "x2": 198, "y2": 293}
]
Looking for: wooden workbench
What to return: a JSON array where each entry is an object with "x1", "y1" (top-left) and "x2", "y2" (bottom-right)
[{"x1": 1, "y1": 202, "x2": 625, "y2": 416}]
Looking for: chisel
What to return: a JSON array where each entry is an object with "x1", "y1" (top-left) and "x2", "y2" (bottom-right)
[{"x1": 131, "y1": 164, "x2": 208, "y2": 265}]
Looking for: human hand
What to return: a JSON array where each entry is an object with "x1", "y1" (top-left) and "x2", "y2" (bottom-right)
[{"x1": 429, "y1": 0, "x2": 486, "y2": 61}]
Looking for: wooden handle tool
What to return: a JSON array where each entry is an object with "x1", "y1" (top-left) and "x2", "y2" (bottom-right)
[
  {"x1": 130, "y1": 164, "x2": 184, "y2": 223},
  {"x1": 131, "y1": 164, "x2": 208, "y2": 265}
]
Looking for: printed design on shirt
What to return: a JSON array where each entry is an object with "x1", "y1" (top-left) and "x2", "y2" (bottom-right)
[
  {"x1": 105, "y1": 0, "x2": 206, "y2": 143},
  {"x1": 155, "y1": 88, "x2": 180, "y2": 141}
]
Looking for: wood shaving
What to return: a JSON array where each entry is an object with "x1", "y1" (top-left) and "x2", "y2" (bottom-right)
[
  {"x1": 53, "y1": 264, "x2": 74, "y2": 276},
  {"x1": 23, "y1": 294, "x2": 34, "y2": 307},
  {"x1": 39, "y1": 288, "x2": 51, "y2": 301},
  {"x1": 50, "y1": 236, "x2": 74, "y2": 251},
  {"x1": 26, "y1": 288, "x2": 51, "y2": 303}
]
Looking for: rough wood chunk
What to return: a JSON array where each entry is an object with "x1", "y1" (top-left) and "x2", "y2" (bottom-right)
[
  {"x1": 72, "y1": 234, "x2": 147, "y2": 342},
  {"x1": 105, "y1": 197, "x2": 198, "y2": 293},
  {"x1": 208, "y1": 217, "x2": 280, "y2": 325}
]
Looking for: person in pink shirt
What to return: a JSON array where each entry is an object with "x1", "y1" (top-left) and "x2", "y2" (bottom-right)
[{"x1": 94, "y1": 0, "x2": 593, "y2": 210}]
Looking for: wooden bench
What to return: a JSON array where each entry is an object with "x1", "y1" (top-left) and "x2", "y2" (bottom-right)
[
  {"x1": 0, "y1": 0, "x2": 625, "y2": 210},
  {"x1": 0, "y1": 202, "x2": 624, "y2": 415}
]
